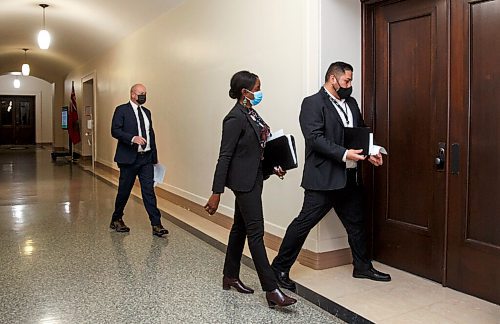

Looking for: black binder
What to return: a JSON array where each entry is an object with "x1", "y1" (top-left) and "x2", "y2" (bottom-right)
[
  {"x1": 263, "y1": 134, "x2": 298, "y2": 177},
  {"x1": 343, "y1": 127, "x2": 370, "y2": 155}
]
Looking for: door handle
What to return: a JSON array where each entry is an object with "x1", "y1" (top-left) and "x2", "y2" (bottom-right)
[{"x1": 435, "y1": 142, "x2": 446, "y2": 171}]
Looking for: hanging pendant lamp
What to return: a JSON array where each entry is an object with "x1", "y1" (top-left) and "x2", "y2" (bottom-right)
[
  {"x1": 38, "y1": 4, "x2": 51, "y2": 50},
  {"x1": 21, "y1": 49, "x2": 30, "y2": 76}
]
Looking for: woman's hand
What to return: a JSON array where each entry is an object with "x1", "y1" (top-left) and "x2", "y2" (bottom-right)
[
  {"x1": 273, "y1": 166, "x2": 287, "y2": 179},
  {"x1": 204, "y1": 194, "x2": 221, "y2": 215}
]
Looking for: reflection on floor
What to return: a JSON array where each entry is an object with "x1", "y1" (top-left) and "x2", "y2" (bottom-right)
[
  {"x1": 88, "y1": 152, "x2": 500, "y2": 323},
  {"x1": 0, "y1": 147, "x2": 342, "y2": 323},
  {"x1": 2, "y1": 147, "x2": 498, "y2": 323}
]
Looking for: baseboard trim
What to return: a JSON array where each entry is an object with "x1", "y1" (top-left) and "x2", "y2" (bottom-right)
[
  {"x1": 94, "y1": 161, "x2": 351, "y2": 270},
  {"x1": 90, "y1": 160, "x2": 370, "y2": 323}
]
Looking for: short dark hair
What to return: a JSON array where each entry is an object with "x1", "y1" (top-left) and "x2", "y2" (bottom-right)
[
  {"x1": 229, "y1": 71, "x2": 258, "y2": 100},
  {"x1": 324, "y1": 61, "x2": 353, "y2": 82}
]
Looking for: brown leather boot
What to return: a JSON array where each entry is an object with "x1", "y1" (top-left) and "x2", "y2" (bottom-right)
[
  {"x1": 266, "y1": 288, "x2": 297, "y2": 308},
  {"x1": 222, "y1": 276, "x2": 254, "y2": 294}
]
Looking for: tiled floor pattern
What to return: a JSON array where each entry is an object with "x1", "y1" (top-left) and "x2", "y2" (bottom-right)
[
  {"x1": 2, "y1": 146, "x2": 498, "y2": 323},
  {"x1": 87, "y1": 149, "x2": 500, "y2": 324},
  {"x1": 0, "y1": 147, "x2": 342, "y2": 324}
]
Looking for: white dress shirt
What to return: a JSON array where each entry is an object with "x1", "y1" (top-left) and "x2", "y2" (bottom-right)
[
  {"x1": 129, "y1": 100, "x2": 151, "y2": 152},
  {"x1": 324, "y1": 87, "x2": 357, "y2": 169}
]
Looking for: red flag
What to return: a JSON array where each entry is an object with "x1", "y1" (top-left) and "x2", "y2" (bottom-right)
[{"x1": 68, "y1": 82, "x2": 81, "y2": 145}]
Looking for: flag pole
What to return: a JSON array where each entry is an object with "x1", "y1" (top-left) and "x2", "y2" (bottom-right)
[{"x1": 70, "y1": 81, "x2": 75, "y2": 162}]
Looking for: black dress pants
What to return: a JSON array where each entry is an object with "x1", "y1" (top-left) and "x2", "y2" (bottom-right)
[
  {"x1": 111, "y1": 151, "x2": 162, "y2": 226},
  {"x1": 223, "y1": 170, "x2": 278, "y2": 292},
  {"x1": 272, "y1": 170, "x2": 372, "y2": 272}
]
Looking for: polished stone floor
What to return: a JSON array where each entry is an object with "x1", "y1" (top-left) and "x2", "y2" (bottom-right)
[{"x1": 0, "y1": 147, "x2": 342, "y2": 324}]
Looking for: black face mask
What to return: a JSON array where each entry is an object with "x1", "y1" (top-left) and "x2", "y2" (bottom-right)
[
  {"x1": 137, "y1": 94, "x2": 146, "y2": 105},
  {"x1": 336, "y1": 85, "x2": 352, "y2": 100}
]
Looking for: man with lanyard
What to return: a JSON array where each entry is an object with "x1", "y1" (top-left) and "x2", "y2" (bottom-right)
[{"x1": 271, "y1": 62, "x2": 391, "y2": 291}]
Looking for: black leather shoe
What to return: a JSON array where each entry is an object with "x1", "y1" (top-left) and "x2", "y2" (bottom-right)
[
  {"x1": 110, "y1": 219, "x2": 130, "y2": 232},
  {"x1": 353, "y1": 266, "x2": 391, "y2": 282},
  {"x1": 272, "y1": 266, "x2": 296, "y2": 291},
  {"x1": 152, "y1": 224, "x2": 169, "y2": 237},
  {"x1": 222, "y1": 276, "x2": 254, "y2": 294},
  {"x1": 266, "y1": 288, "x2": 297, "y2": 308}
]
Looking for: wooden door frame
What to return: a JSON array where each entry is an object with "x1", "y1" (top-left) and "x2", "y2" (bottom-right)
[
  {"x1": 81, "y1": 71, "x2": 97, "y2": 170},
  {"x1": 0, "y1": 95, "x2": 36, "y2": 145},
  {"x1": 359, "y1": 0, "x2": 450, "y2": 284},
  {"x1": 360, "y1": 0, "x2": 402, "y2": 265}
]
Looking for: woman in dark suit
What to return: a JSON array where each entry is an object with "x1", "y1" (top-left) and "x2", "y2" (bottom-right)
[{"x1": 204, "y1": 71, "x2": 296, "y2": 308}]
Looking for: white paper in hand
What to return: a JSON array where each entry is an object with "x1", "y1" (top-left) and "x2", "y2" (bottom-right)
[
  {"x1": 369, "y1": 133, "x2": 388, "y2": 155},
  {"x1": 153, "y1": 164, "x2": 166, "y2": 187}
]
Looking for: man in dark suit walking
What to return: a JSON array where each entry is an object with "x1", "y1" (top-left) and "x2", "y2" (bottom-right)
[
  {"x1": 271, "y1": 62, "x2": 391, "y2": 290},
  {"x1": 109, "y1": 83, "x2": 168, "y2": 237}
]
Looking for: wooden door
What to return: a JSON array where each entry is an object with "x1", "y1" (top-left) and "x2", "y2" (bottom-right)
[
  {"x1": 447, "y1": 0, "x2": 500, "y2": 305},
  {"x1": 368, "y1": 0, "x2": 449, "y2": 282},
  {"x1": 0, "y1": 96, "x2": 36, "y2": 145}
]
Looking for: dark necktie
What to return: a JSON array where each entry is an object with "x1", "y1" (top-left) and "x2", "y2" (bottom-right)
[{"x1": 137, "y1": 106, "x2": 147, "y2": 150}]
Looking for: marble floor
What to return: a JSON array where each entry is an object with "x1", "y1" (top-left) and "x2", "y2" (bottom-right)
[
  {"x1": 0, "y1": 146, "x2": 342, "y2": 323},
  {"x1": 2, "y1": 146, "x2": 499, "y2": 324},
  {"x1": 87, "y1": 151, "x2": 500, "y2": 324}
]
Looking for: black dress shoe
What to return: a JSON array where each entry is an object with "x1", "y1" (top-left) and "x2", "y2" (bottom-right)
[
  {"x1": 272, "y1": 266, "x2": 296, "y2": 291},
  {"x1": 110, "y1": 219, "x2": 130, "y2": 232},
  {"x1": 222, "y1": 276, "x2": 254, "y2": 294},
  {"x1": 353, "y1": 266, "x2": 391, "y2": 282},
  {"x1": 266, "y1": 288, "x2": 297, "y2": 308},
  {"x1": 152, "y1": 224, "x2": 169, "y2": 237}
]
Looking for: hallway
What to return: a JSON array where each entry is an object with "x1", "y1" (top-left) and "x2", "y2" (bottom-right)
[{"x1": 0, "y1": 146, "x2": 340, "y2": 323}]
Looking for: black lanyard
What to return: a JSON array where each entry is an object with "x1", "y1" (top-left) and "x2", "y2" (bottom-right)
[{"x1": 328, "y1": 96, "x2": 350, "y2": 125}]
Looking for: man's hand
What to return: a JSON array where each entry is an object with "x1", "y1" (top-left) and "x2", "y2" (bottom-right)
[
  {"x1": 132, "y1": 136, "x2": 147, "y2": 146},
  {"x1": 346, "y1": 149, "x2": 366, "y2": 162},
  {"x1": 368, "y1": 153, "x2": 383, "y2": 166},
  {"x1": 204, "y1": 194, "x2": 221, "y2": 215}
]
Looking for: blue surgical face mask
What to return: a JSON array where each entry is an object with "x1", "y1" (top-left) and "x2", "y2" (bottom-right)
[{"x1": 247, "y1": 90, "x2": 263, "y2": 106}]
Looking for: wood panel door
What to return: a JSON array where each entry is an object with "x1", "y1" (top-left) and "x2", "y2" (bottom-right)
[
  {"x1": 369, "y1": 0, "x2": 449, "y2": 282},
  {"x1": 364, "y1": 0, "x2": 500, "y2": 304},
  {"x1": 0, "y1": 96, "x2": 36, "y2": 145},
  {"x1": 447, "y1": 0, "x2": 500, "y2": 305}
]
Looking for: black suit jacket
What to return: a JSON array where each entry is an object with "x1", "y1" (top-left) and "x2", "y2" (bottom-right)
[
  {"x1": 111, "y1": 102, "x2": 158, "y2": 165},
  {"x1": 299, "y1": 88, "x2": 366, "y2": 190},
  {"x1": 212, "y1": 103, "x2": 263, "y2": 194}
]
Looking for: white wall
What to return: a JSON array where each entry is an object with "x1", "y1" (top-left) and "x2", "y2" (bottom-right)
[
  {"x1": 65, "y1": 0, "x2": 362, "y2": 254},
  {"x1": 315, "y1": 0, "x2": 363, "y2": 252},
  {"x1": 0, "y1": 75, "x2": 54, "y2": 144}
]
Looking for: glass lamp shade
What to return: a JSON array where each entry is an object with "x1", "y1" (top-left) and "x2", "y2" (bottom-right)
[
  {"x1": 13, "y1": 79, "x2": 21, "y2": 88},
  {"x1": 22, "y1": 64, "x2": 30, "y2": 76},
  {"x1": 38, "y1": 29, "x2": 51, "y2": 49}
]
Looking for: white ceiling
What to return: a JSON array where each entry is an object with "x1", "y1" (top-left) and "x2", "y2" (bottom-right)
[{"x1": 0, "y1": 0, "x2": 184, "y2": 81}]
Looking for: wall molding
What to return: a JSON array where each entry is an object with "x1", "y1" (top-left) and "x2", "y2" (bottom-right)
[{"x1": 95, "y1": 161, "x2": 351, "y2": 270}]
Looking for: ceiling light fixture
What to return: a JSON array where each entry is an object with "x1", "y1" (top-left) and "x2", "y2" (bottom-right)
[
  {"x1": 38, "y1": 4, "x2": 51, "y2": 50},
  {"x1": 21, "y1": 49, "x2": 30, "y2": 76}
]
